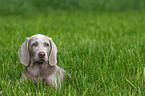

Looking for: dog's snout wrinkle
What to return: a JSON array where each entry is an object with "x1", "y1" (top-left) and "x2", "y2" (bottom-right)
[{"x1": 38, "y1": 52, "x2": 45, "y2": 58}]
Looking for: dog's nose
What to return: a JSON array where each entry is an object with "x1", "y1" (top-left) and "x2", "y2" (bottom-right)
[{"x1": 38, "y1": 52, "x2": 45, "y2": 58}]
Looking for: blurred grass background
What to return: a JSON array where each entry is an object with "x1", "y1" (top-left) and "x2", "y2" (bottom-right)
[{"x1": 0, "y1": 0, "x2": 145, "y2": 14}]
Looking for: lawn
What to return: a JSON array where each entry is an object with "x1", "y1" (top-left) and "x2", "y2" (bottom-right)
[{"x1": 0, "y1": 11, "x2": 145, "y2": 95}]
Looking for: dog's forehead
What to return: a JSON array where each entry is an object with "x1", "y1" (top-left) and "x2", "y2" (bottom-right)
[{"x1": 29, "y1": 35, "x2": 50, "y2": 43}]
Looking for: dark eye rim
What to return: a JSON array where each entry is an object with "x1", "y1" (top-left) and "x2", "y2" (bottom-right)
[
  {"x1": 46, "y1": 43, "x2": 49, "y2": 47},
  {"x1": 43, "y1": 42, "x2": 49, "y2": 47},
  {"x1": 32, "y1": 43, "x2": 38, "y2": 46}
]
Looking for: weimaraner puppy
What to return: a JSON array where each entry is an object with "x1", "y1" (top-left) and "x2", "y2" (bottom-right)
[{"x1": 18, "y1": 34, "x2": 67, "y2": 87}]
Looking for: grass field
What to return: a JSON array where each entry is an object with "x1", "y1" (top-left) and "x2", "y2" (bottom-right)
[
  {"x1": 0, "y1": 0, "x2": 145, "y2": 14},
  {"x1": 0, "y1": 11, "x2": 145, "y2": 95}
]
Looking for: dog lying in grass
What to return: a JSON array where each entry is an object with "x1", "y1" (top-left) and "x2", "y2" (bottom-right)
[{"x1": 18, "y1": 34, "x2": 68, "y2": 87}]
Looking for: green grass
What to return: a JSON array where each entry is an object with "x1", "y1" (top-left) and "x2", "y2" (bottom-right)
[
  {"x1": 0, "y1": 11, "x2": 145, "y2": 95},
  {"x1": 0, "y1": 0, "x2": 145, "y2": 14}
]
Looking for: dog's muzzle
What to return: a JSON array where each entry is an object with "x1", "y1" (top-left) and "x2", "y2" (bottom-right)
[{"x1": 38, "y1": 52, "x2": 46, "y2": 64}]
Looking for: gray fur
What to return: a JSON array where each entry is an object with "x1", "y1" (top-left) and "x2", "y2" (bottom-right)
[{"x1": 19, "y1": 34, "x2": 67, "y2": 87}]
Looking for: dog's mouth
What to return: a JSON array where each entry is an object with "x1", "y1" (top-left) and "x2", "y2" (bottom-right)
[{"x1": 38, "y1": 60, "x2": 46, "y2": 64}]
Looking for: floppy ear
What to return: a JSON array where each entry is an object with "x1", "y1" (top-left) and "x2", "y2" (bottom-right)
[
  {"x1": 18, "y1": 38, "x2": 30, "y2": 66},
  {"x1": 49, "y1": 38, "x2": 58, "y2": 66}
]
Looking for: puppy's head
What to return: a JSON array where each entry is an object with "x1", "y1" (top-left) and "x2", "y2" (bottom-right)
[{"x1": 18, "y1": 34, "x2": 57, "y2": 66}]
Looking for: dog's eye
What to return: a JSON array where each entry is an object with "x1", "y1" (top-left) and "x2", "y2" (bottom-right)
[
  {"x1": 46, "y1": 43, "x2": 49, "y2": 47},
  {"x1": 32, "y1": 43, "x2": 38, "y2": 46},
  {"x1": 44, "y1": 43, "x2": 49, "y2": 47},
  {"x1": 46, "y1": 43, "x2": 49, "y2": 46}
]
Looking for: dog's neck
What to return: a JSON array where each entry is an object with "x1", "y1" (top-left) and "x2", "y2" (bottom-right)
[
  {"x1": 26, "y1": 61, "x2": 56, "y2": 77},
  {"x1": 29, "y1": 61, "x2": 51, "y2": 68}
]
